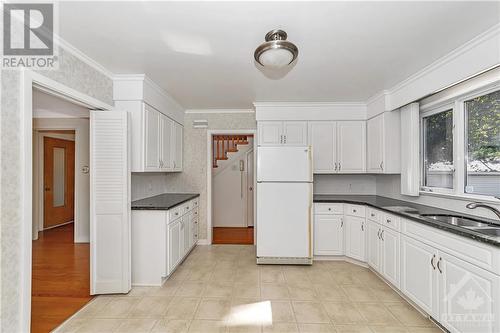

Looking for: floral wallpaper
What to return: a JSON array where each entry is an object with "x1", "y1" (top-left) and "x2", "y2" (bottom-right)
[
  {"x1": 0, "y1": 47, "x2": 113, "y2": 332},
  {"x1": 164, "y1": 112, "x2": 257, "y2": 240}
]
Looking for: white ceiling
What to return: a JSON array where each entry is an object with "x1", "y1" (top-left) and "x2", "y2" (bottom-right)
[{"x1": 59, "y1": 1, "x2": 499, "y2": 109}]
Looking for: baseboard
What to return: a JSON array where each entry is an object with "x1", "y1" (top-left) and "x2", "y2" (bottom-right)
[{"x1": 196, "y1": 239, "x2": 211, "y2": 245}]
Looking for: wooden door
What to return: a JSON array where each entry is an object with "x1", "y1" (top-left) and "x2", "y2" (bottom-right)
[
  {"x1": 43, "y1": 137, "x2": 75, "y2": 228},
  {"x1": 308, "y1": 122, "x2": 336, "y2": 173},
  {"x1": 313, "y1": 214, "x2": 344, "y2": 255},
  {"x1": 337, "y1": 121, "x2": 366, "y2": 173}
]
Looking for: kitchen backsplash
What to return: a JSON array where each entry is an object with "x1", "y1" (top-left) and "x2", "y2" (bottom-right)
[{"x1": 314, "y1": 174, "x2": 377, "y2": 195}]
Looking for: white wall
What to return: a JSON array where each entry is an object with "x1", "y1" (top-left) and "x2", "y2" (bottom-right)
[
  {"x1": 212, "y1": 139, "x2": 253, "y2": 227},
  {"x1": 131, "y1": 173, "x2": 169, "y2": 201},
  {"x1": 376, "y1": 175, "x2": 500, "y2": 221},
  {"x1": 33, "y1": 118, "x2": 90, "y2": 243},
  {"x1": 314, "y1": 175, "x2": 377, "y2": 195}
]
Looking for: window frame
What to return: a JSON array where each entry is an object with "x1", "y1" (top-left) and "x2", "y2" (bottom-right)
[
  {"x1": 420, "y1": 103, "x2": 456, "y2": 194},
  {"x1": 419, "y1": 81, "x2": 500, "y2": 201}
]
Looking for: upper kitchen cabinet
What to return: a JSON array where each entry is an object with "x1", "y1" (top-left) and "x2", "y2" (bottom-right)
[
  {"x1": 114, "y1": 75, "x2": 184, "y2": 172},
  {"x1": 258, "y1": 121, "x2": 307, "y2": 146},
  {"x1": 308, "y1": 121, "x2": 366, "y2": 174},
  {"x1": 366, "y1": 111, "x2": 401, "y2": 173}
]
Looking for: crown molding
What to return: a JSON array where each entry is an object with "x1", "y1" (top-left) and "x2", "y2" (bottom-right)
[
  {"x1": 185, "y1": 109, "x2": 255, "y2": 114},
  {"x1": 54, "y1": 35, "x2": 114, "y2": 79},
  {"x1": 388, "y1": 23, "x2": 500, "y2": 97},
  {"x1": 253, "y1": 101, "x2": 366, "y2": 108}
]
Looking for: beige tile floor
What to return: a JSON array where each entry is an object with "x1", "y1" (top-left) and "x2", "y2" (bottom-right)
[{"x1": 55, "y1": 245, "x2": 443, "y2": 333}]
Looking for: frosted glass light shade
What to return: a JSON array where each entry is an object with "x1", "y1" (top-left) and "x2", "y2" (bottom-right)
[{"x1": 258, "y1": 48, "x2": 294, "y2": 69}]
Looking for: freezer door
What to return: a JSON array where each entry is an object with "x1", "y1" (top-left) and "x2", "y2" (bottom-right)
[
  {"x1": 256, "y1": 182, "x2": 312, "y2": 258},
  {"x1": 257, "y1": 146, "x2": 312, "y2": 182}
]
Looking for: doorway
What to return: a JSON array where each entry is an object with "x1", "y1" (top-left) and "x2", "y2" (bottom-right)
[
  {"x1": 31, "y1": 90, "x2": 92, "y2": 333},
  {"x1": 211, "y1": 134, "x2": 255, "y2": 244}
]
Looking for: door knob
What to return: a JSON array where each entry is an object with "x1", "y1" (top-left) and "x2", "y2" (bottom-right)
[{"x1": 44, "y1": 187, "x2": 50, "y2": 191}]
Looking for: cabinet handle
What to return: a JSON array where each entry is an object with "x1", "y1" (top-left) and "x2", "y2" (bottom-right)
[
  {"x1": 430, "y1": 254, "x2": 436, "y2": 270},
  {"x1": 284, "y1": 135, "x2": 287, "y2": 144},
  {"x1": 339, "y1": 162, "x2": 341, "y2": 171},
  {"x1": 371, "y1": 213, "x2": 375, "y2": 217},
  {"x1": 380, "y1": 161, "x2": 384, "y2": 170},
  {"x1": 334, "y1": 163, "x2": 337, "y2": 171},
  {"x1": 377, "y1": 229, "x2": 381, "y2": 239},
  {"x1": 361, "y1": 222, "x2": 364, "y2": 231},
  {"x1": 353, "y1": 209, "x2": 357, "y2": 213},
  {"x1": 437, "y1": 257, "x2": 443, "y2": 274},
  {"x1": 341, "y1": 218, "x2": 343, "y2": 227},
  {"x1": 386, "y1": 219, "x2": 391, "y2": 223},
  {"x1": 280, "y1": 135, "x2": 283, "y2": 144},
  {"x1": 380, "y1": 229, "x2": 384, "y2": 241}
]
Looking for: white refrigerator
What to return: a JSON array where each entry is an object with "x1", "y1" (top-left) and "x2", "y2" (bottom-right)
[{"x1": 256, "y1": 146, "x2": 313, "y2": 265}]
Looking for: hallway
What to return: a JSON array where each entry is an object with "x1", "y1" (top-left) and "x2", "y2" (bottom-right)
[{"x1": 32, "y1": 223, "x2": 92, "y2": 333}]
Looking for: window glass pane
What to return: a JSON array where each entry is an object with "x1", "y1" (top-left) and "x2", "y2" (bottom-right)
[
  {"x1": 465, "y1": 90, "x2": 500, "y2": 197},
  {"x1": 423, "y1": 109, "x2": 454, "y2": 188},
  {"x1": 53, "y1": 147, "x2": 65, "y2": 207}
]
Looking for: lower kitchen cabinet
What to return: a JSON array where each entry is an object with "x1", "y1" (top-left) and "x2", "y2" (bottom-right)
[
  {"x1": 314, "y1": 214, "x2": 344, "y2": 255},
  {"x1": 168, "y1": 220, "x2": 181, "y2": 274},
  {"x1": 438, "y1": 251, "x2": 500, "y2": 333},
  {"x1": 381, "y1": 227, "x2": 400, "y2": 288},
  {"x1": 367, "y1": 220, "x2": 381, "y2": 271},
  {"x1": 344, "y1": 215, "x2": 366, "y2": 262},
  {"x1": 131, "y1": 197, "x2": 199, "y2": 286},
  {"x1": 400, "y1": 235, "x2": 439, "y2": 318}
]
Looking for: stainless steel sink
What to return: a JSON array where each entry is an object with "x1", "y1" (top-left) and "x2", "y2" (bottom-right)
[{"x1": 421, "y1": 214, "x2": 500, "y2": 236}]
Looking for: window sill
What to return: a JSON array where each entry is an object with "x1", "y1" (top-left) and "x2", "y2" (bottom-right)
[{"x1": 419, "y1": 190, "x2": 500, "y2": 205}]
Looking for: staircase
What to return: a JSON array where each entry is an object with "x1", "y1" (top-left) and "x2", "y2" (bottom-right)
[{"x1": 212, "y1": 135, "x2": 251, "y2": 168}]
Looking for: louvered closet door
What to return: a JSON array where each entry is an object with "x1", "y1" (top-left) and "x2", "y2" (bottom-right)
[{"x1": 90, "y1": 111, "x2": 131, "y2": 294}]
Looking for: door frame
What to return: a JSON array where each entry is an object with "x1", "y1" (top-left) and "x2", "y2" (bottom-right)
[
  {"x1": 206, "y1": 129, "x2": 257, "y2": 245},
  {"x1": 20, "y1": 70, "x2": 114, "y2": 332}
]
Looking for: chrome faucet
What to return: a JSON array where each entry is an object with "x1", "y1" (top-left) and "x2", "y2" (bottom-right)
[{"x1": 466, "y1": 202, "x2": 500, "y2": 220}]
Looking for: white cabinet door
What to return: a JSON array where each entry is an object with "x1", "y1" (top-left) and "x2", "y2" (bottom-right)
[
  {"x1": 337, "y1": 121, "x2": 366, "y2": 173},
  {"x1": 308, "y1": 122, "x2": 336, "y2": 173},
  {"x1": 438, "y1": 252, "x2": 500, "y2": 333},
  {"x1": 283, "y1": 121, "x2": 307, "y2": 146},
  {"x1": 400, "y1": 235, "x2": 439, "y2": 318},
  {"x1": 144, "y1": 106, "x2": 160, "y2": 170},
  {"x1": 381, "y1": 227, "x2": 400, "y2": 288},
  {"x1": 258, "y1": 121, "x2": 283, "y2": 145},
  {"x1": 314, "y1": 215, "x2": 343, "y2": 255},
  {"x1": 367, "y1": 220, "x2": 381, "y2": 272},
  {"x1": 184, "y1": 214, "x2": 191, "y2": 254},
  {"x1": 160, "y1": 114, "x2": 173, "y2": 171},
  {"x1": 367, "y1": 114, "x2": 384, "y2": 173},
  {"x1": 345, "y1": 216, "x2": 366, "y2": 262},
  {"x1": 172, "y1": 122, "x2": 183, "y2": 171},
  {"x1": 168, "y1": 220, "x2": 181, "y2": 274}
]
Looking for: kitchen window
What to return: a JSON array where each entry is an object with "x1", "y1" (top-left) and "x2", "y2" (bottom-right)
[
  {"x1": 420, "y1": 85, "x2": 500, "y2": 200},
  {"x1": 422, "y1": 108, "x2": 454, "y2": 189},
  {"x1": 464, "y1": 90, "x2": 500, "y2": 197}
]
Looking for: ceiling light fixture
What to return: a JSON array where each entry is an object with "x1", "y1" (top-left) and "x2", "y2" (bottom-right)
[{"x1": 254, "y1": 29, "x2": 298, "y2": 69}]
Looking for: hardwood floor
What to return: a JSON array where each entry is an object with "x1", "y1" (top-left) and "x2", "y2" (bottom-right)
[
  {"x1": 31, "y1": 223, "x2": 93, "y2": 333},
  {"x1": 213, "y1": 227, "x2": 254, "y2": 244}
]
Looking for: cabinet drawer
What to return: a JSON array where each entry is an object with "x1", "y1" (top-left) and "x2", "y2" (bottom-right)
[
  {"x1": 344, "y1": 204, "x2": 366, "y2": 218},
  {"x1": 169, "y1": 206, "x2": 182, "y2": 221},
  {"x1": 367, "y1": 208, "x2": 382, "y2": 223},
  {"x1": 314, "y1": 203, "x2": 343, "y2": 215},
  {"x1": 383, "y1": 213, "x2": 400, "y2": 231}
]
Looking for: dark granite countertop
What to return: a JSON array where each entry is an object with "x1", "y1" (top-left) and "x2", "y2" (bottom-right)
[
  {"x1": 314, "y1": 195, "x2": 500, "y2": 247},
  {"x1": 132, "y1": 193, "x2": 199, "y2": 210}
]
